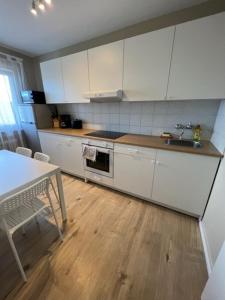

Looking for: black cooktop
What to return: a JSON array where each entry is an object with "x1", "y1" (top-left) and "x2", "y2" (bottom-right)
[{"x1": 85, "y1": 130, "x2": 126, "y2": 140}]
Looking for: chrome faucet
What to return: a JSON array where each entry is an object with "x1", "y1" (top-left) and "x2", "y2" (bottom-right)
[
  {"x1": 178, "y1": 128, "x2": 184, "y2": 140},
  {"x1": 175, "y1": 122, "x2": 193, "y2": 140}
]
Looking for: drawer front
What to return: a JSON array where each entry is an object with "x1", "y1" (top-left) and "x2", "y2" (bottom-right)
[
  {"x1": 114, "y1": 143, "x2": 156, "y2": 159},
  {"x1": 84, "y1": 171, "x2": 114, "y2": 187}
]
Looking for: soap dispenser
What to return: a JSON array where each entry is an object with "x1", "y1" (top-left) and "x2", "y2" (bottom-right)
[{"x1": 193, "y1": 124, "x2": 202, "y2": 142}]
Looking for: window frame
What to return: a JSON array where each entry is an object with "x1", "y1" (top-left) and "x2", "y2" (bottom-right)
[{"x1": 0, "y1": 69, "x2": 21, "y2": 129}]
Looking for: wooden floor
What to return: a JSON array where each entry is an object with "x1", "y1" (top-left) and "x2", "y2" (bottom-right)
[{"x1": 0, "y1": 174, "x2": 207, "y2": 300}]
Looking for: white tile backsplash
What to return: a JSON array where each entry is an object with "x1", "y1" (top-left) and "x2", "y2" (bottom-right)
[
  {"x1": 57, "y1": 100, "x2": 220, "y2": 140},
  {"x1": 153, "y1": 101, "x2": 168, "y2": 114}
]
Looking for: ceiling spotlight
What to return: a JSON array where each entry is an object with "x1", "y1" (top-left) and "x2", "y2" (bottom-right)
[
  {"x1": 44, "y1": 0, "x2": 52, "y2": 5},
  {"x1": 38, "y1": 0, "x2": 45, "y2": 10},
  {"x1": 31, "y1": 0, "x2": 52, "y2": 16},
  {"x1": 30, "y1": 0, "x2": 37, "y2": 15}
]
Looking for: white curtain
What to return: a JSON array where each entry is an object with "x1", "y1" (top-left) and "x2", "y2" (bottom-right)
[{"x1": 0, "y1": 53, "x2": 26, "y2": 151}]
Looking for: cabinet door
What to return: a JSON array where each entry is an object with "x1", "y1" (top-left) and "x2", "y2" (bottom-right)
[
  {"x1": 123, "y1": 27, "x2": 174, "y2": 101},
  {"x1": 59, "y1": 136, "x2": 84, "y2": 177},
  {"x1": 40, "y1": 58, "x2": 64, "y2": 103},
  {"x1": 167, "y1": 12, "x2": 225, "y2": 100},
  {"x1": 38, "y1": 132, "x2": 63, "y2": 166},
  {"x1": 88, "y1": 41, "x2": 123, "y2": 91},
  {"x1": 152, "y1": 150, "x2": 219, "y2": 216},
  {"x1": 38, "y1": 132, "x2": 84, "y2": 177},
  {"x1": 62, "y1": 51, "x2": 90, "y2": 103},
  {"x1": 114, "y1": 144, "x2": 156, "y2": 199}
]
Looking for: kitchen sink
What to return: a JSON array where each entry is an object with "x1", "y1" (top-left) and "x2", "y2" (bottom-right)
[{"x1": 165, "y1": 139, "x2": 202, "y2": 148}]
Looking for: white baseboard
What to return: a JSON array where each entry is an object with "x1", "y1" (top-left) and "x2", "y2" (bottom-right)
[{"x1": 199, "y1": 221, "x2": 213, "y2": 275}]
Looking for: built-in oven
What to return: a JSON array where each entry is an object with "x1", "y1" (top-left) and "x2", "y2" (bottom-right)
[{"x1": 82, "y1": 139, "x2": 114, "y2": 178}]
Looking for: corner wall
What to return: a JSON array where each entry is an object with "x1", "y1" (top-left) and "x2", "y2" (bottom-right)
[
  {"x1": 211, "y1": 100, "x2": 225, "y2": 153},
  {"x1": 0, "y1": 45, "x2": 37, "y2": 90},
  {"x1": 37, "y1": 0, "x2": 225, "y2": 62},
  {"x1": 33, "y1": 0, "x2": 225, "y2": 90},
  {"x1": 200, "y1": 100, "x2": 225, "y2": 272},
  {"x1": 201, "y1": 155, "x2": 225, "y2": 271}
]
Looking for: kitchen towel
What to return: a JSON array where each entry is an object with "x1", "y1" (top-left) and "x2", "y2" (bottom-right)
[{"x1": 82, "y1": 145, "x2": 97, "y2": 162}]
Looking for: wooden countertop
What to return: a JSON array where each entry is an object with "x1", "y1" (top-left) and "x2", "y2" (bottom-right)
[{"x1": 38, "y1": 128, "x2": 222, "y2": 158}]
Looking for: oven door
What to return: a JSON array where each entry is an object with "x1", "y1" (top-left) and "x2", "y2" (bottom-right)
[{"x1": 83, "y1": 146, "x2": 113, "y2": 178}]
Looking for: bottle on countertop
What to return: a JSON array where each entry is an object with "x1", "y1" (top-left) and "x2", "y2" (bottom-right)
[
  {"x1": 193, "y1": 124, "x2": 202, "y2": 142},
  {"x1": 53, "y1": 118, "x2": 60, "y2": 128}
]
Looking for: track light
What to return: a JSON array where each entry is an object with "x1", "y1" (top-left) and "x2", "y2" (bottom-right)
[
  {"x1": 30, "y1": 1, "x2": 37, "y2": 15},
  {"x1": 38, "y1": 0, "x2": 45, "y2": 11},
  {"x1": 30, "y1": 0, "x2": 52, "y2": 15}
]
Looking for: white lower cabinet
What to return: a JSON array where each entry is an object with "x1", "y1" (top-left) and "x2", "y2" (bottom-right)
[
  {"x1": 38, "y1": 132, "x2": 84, "y2": 177},
  {"x1": 114, "y1": 144, "x2": 156, "y2": 199},
  {"x1": 38, "y1": 132, "x2": 220, "y2": 217},
  {"x1": 151, "y1": 150, "x2": 219, "y2": 216},
  {"x1": 38, "y1": 132, "x2": 62, "y2": 166},
  {"x1": 59, "y1": 136, "x2": 84, "y2": 176}
]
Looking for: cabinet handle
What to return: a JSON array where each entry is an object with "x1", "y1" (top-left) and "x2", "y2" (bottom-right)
[
  {"x1": 156, "y1": 160, "x2": 160, "y2": 165},
  {"x1": 128, "y1": 148, "x2": 139, "y2": 152},
  {"x1": 114, "y1": 150, "x2": 153, "y2": 159},
  {"x1": 151, "y1": 159, "x2": 155, "y2": 164}
]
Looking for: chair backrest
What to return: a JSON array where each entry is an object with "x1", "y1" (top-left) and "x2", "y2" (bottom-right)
[
  {"x1": 16, "y1": 147, "x2": 32, "y2": 158},
  {"x1": 34, "y1": 152, "x2": 50, "y2": 163},
  {"x1": 0, "y1": 178, "x2": 49, "y2": 216}
]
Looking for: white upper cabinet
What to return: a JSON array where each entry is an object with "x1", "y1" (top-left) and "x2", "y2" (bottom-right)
[
  {"x1": 40, "y1": 58, "x2": 64, "y2": 103},
  {"x1": 88, "y1": 41, "x2": 123, "y2": 92},
  {"x1": 123, "y1": 27, "x2": 175, "y2": 101},
  {"x1": 167, "y1": 12, "x2": 225, "y2": 100},
  {"x1": 40, "y1": 12, "x2": 225, "y2": 104},
  {"x1": 62, "y1": 51, "x2": 90, "y2": 103}
]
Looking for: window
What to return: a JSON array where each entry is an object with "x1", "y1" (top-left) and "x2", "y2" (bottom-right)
[{"x1": 0, "y1": 73, "x2": 17, "y2": 126}]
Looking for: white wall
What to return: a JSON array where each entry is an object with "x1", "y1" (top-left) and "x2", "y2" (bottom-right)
[
  {"x1": 201, "y1": 241, "x2": 225, "y2": 300},
  {"x1": 211, "y1": 100, "x2": 225, "y2": 153},
  {"x1": 201, "y1": 156, "x2": 225, "y2": 270},
  {"x1": 57, "y1": 100, "x2": 220, "y2": 140},
  {"x1": 201, "y1": 100, "x2": 225, "y2": 272}
]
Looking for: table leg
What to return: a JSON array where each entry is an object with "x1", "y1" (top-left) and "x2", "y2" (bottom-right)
[{"x1": 55, "y1": 170, "x2": 67, "y2": 222}]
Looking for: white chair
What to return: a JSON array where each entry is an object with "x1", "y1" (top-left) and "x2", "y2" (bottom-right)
[
  {"x1": 34, "y1": 152, "x2": 50, "y2": 163},
  {"x1": 34, "y1": 152, "x2": 60, "y2": 204},
  {"x1": 16, "y1": 147, "x2": 32, "y2": 158},
  {"x1": 0, "y1": 177, "x2": 63, "y2": 282}
]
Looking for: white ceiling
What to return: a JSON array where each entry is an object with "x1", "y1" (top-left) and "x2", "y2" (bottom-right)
[{"x1": 0, "y1": 0, "x2": 206, "y2": 57}]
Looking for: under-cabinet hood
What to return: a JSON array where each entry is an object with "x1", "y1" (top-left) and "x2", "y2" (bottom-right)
[{"x1": 83, "y1": 90, "x2": 122, "y2": 102}]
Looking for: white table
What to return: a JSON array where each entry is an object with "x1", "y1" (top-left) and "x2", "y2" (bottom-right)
[{"x1": 0, "y1": 150, "x2": 67, "y2": 222}]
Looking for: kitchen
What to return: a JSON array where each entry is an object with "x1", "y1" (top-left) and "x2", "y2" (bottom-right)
[{"x1": 0, "y1": 1, "x2": 225, "y2": 299}]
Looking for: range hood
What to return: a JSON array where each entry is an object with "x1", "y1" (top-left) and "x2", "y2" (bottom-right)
[{"x1": 83, "y1": 90, "x2": 122, "y2": 102}]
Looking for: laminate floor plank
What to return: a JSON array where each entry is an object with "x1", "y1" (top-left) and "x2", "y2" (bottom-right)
[{"x1": 0, "y1": 174, "x2": 207, "y2": 300}]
